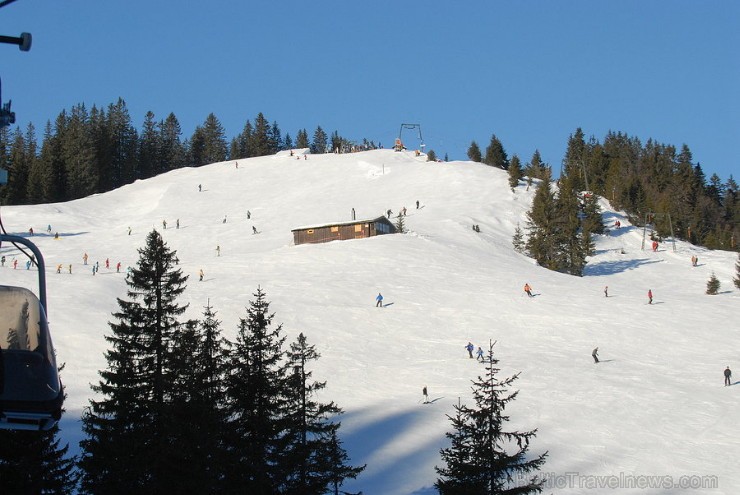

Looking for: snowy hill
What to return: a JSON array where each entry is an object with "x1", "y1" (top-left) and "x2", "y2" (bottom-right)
[{"x1": 1, "y1": 149, "x2": 738, "y2": 494}]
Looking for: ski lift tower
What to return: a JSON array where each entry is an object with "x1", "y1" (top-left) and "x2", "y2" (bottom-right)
[
  {"x1": 398, "y1": 123, "x2": 424, "y2": 153},
  {"x1": 641, "y1": 211, "x2": 676, "y2": 252}
]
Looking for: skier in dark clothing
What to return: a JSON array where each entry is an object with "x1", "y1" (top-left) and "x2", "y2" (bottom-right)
[
  {"x1": 422, "y1": 386, "x2": 428, "y2": 403},
  {"x1": 465, "y1": 342, "x2": 474, "y2": 359},
  {"x1": 592, "y1": 347, "x2": 599, "y2": 363},
  {"x1": 725, "y1": 366, "x2": 732, "y2": 386}
]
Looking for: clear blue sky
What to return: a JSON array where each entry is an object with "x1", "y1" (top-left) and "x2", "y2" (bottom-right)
[{"x1": 2, "y1": 0, "x2": 738, "y2": 181}]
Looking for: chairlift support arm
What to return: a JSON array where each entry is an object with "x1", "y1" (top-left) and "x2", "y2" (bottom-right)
[{"x1": 0, "y1": 234, "x2": 47, "y2": 314}]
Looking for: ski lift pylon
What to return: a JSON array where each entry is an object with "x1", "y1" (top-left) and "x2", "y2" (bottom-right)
[{"x1": 398, "y1": 123, "x2": 424, "y2": 151}]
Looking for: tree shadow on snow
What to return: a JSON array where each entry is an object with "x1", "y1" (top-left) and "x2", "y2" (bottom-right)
[
  {"x1": 5, "y1": 231, "x2": 88, "y2": 239},
  {"x1": 604, "y1": 227, "x2": 632, "y2": 238},
  {"x1": 340, "y1": 406, "x2": 443, "y2": 493},
  {"x1": 584, "y1": 258, "x2": 662, "y2": 276}
]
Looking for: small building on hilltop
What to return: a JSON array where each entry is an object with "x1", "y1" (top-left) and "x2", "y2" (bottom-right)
[{"x1": 292, "y1": 216, "x2": 396, "y2": 246}]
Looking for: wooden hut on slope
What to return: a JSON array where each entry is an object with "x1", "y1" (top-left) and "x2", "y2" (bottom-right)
[{"x1": 292, "y1": 216, "x2": 396, "y2": 245}]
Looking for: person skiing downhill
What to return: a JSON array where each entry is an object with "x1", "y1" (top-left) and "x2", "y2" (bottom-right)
[
  {"x1": 422, "y1": 386, "x2": 429, "y2": 403},
  {"x1": 465, "y1": 342, "x2": 474, "y2": 359},
  {"x1": 604, "y1": 286, "x2": 609, "y2": 297},
  {"x1": 725, "y1": 366, "x2": 732, "y2": 386},
  {"x1": 476, "y1": 346, "x2": 484, "y2": 362},
  {"x1": 375, "y1": 293, "x2": 383, "y2": 307},
  {"x1": 592, "y1": 347, "x2": 599, "y2": 363},
  {"x1": 648, "y1": 289, "x2": 653, "y2": 304},
  {"x1": 524, "y1": 283, "x2": 533, "y2": 297}
]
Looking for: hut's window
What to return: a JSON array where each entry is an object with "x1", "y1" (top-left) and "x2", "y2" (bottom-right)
[
  {"x1": 354, "y1": 225, "x2": 362, "y2": 232},
  {"x1": 307, "y1": 229, "x2": 314, "y2": 234},
  {"x1": 331, "y1": 226, "x2": 339, "y2": 233}
]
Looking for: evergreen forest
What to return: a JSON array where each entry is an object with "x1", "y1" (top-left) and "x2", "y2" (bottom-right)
[{"x1": 1, "y1": 100, "x2": 736, "y2": 253}]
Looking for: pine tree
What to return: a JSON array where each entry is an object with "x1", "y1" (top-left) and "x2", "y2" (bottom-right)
[
  {"x1": 330, "y1": 130, "x2": 342, "y2": 153},
  {"x1": 0, "y1": 379, "x2": 78, "y2": 494},
  {"x1": 483, "y1": 134, "x2": 509, "y2": 170},
  {"x1": 63, "y1": 104, "x2": 97, "y2": 199},
  {"x1": 395, "y1": 213, "x2": 407, "y2": 234},
  {"x1": 23, "y1": 123, "x2": 45, "y2": 203},
  {"x1": 166, "y1": 303, "x2": 230, "y2": 493},
  {"x1": 188, "y1": 125, "x2": 207, "y2": 167},
  {"x1": 512, "y1": 222, "x2": 525, "y2": 253},
  {"x1": 158, "y1": 112, "x2": 185, "y2": 171},
  {"x1": 4, "y1": 127, "x2": 29, "y2": 204},
  {"x1": 105, "y1": 98, "x2": 139, "y2": 187},
  {"x1": 296, "y1": 128, "x2": 310, "y2": 149},
  {"x1": 508, "y1": 154, "x2": 523, "y2": 189},
  {"x1": 525, "y1": 169, "x2": 558, "y2": 269},
  {"x1": 581, "y1": 192, "x2": 605, "y2": 236},
  {"x1": 79, "y1": 230, "x2": 190, "y2": 493},
  {"x1": 562, "y1": 127, "x2": 587, "y2": 190},
  {"x1": 223, "y1": 287, "x2": 289, "y2": 493},
  {"x1": 0, "y1": 426, "x2": 78, "y2": 493},
  {"x1": 201, "y1": 112, "x2": 229, "y2": 164},
  {"x1": 553, "y1": 173, "x2": 587, "y2": 275},
  {"x1": 138, "y1": 111, "x2": 159, "y2": 179},
  {"x1": 232, "y1": 120, "x2": 253, "y2": 159},
  {"x1": 706, "y1": 272, "x2": 720, "y2": 295},
  {"x1": 250, "y1": 113, "x2": 272, "y2": 156},
  {"x1": 39, "y1": 120, "x2": 68, "y2": 203},
  {"x1": 435, "y1": 341, "x2": 547, "y2": 494},
  {"x1": 270, "y1": 121, "x2": 283, "y2": 152},
  {"x1": 467, "y1": 141, "x2": 482, "y2": 162},
  {"x1": 311, "y1": 126, "x2": 328, "y2": 154},
  {"x1": 278, "y1": 333, "x2": 364, "y2": 494},
  {"x1": 523, "y1": 149, "x2": 549, "y2": 180}
]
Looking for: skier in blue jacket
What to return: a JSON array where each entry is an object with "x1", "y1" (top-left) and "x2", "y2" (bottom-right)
[{"x1": 375, "y1": 293, "x2": 384, "y2": 307}]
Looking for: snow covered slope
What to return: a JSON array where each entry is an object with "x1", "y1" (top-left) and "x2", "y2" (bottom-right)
[{"x1": 1, "y1": 149, "x2": 738, "y2": 494}]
